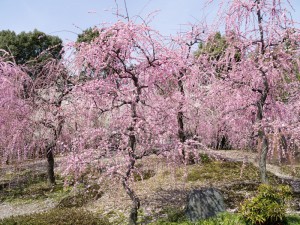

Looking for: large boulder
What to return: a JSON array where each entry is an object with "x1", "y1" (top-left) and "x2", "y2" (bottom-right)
[{"x1": 185, "y1": 188, "x2": 225, "y2": 221}]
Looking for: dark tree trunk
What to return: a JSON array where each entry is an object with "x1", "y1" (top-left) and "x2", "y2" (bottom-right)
[
  {"x1": 121, "y1": 73, "x2": 141, "y2": 225},
  {"x1": 177, "y1": 72, "x2": 186, "y2": 159},
  {"x1": 44, "y1": 115, "x2": 64, "y2": 186},
  {"x1": 122, "y1": 169, "x2": 140, "y2": 225},
  {"x1": 128, "y1": 196, "x2": 140, "y2": 225},
  {"x1": 177, "y1": 110, "x2": 186, "y2": 144},
  {"x1": 46, "y1": 147, "x2": 56, "y2": 185}
]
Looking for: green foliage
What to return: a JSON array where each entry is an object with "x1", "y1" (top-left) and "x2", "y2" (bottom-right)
[
  {"x1": 0, "y1": 29, "x2": 62, "y2": 65},
  {"x1": 199, "y1": 153, "x2": 212, "y2": 164},
  {"x1": 239, "y1": 184, "x2": 292, "y2": 225},
  {"x1": 0, "y1": 30, "x2": 18, "y2": 59},
  {"x1": 77, "y1": 27, "x2": 100, "y2": 44},
  {"x1": 195, "y1": 32, "x2": 241, "y2": 77},
  {"x1": 0, "y1": 208, "x2": 111, "y2": 225},
  {"x1": 195, "y1": 32, "x2": 228, "y2": 61}
]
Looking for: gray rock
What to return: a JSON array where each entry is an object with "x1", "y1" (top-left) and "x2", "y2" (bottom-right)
[{"x1": 185, "y1": 188, "x2": 225, "y2": 221}]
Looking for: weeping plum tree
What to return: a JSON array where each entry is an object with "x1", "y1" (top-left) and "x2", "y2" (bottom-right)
[
  {"x1": 0, "y1": 48, "x2": 73, "y2": 185},
  {"x1": 28, "y1": 58, "x2": 74, "y2": 185},
  {"x1": 153, "y1": 26, "x2": 205, "y2": 160},
  {"x1": 0, "y1": 32, "x2": 68, "y2": 184},
  {"x1": 66, "y1": 21, "x2": 187, "y2": 224},
  {"x1": 207, "y1": 0, "x2": 300, "y2": 182},
  {"x1": 0, "y1": 55, "x2": 34, "y2": 164}
]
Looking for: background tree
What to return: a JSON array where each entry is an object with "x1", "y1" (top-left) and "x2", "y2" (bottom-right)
[
  {"x1": 0, "y1": 29, "x2": 62, "y2": 66},
  {"x1": 0, "y1": 29, "x2": 69, "y2": 185},
  {"x1": 195, "y1": 31, "x2": 249, "y2": 150},
  {"x1": 0, "y1": 57, "x2": 34, "y2": 164},
  {"x1": 195, "y1": 32, "x2": 227, "y2": 60},
  {"x1": 76, "y1": 27, "x2": 100, "y2": 44},
  {"x1": 157, "y1": 26, "x2": 204, "y2": 161},
  {"x1": 207, "y1": 0, "x2": 300, "y2": 183}
]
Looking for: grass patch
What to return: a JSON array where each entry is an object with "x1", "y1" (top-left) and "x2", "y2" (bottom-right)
[
  {"x1": 149, "y1": 212, "x2": 300, "y2": 225},
  {"x1": 174, "y1": 161, "x2": 278, "y2": 184},
  {"x1": 182, "y1": 161, "x2": 258, "y2": 183},
  {"x1": 0, "y1": 208, "x2": 111, "y2": 225},
  {"x1": 286, "y1": 215, "x2": 300, "y2": 225}
]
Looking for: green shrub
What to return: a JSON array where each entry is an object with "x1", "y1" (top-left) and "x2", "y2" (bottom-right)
[
  {"x1": 239, "y1": 184, "x2": 292, "y2": 225},
  {"x1": 0, "y1": 208, "x2": 111, "y2": 225},
  {"x1": 199, "y1": 153, "x2": 212, "y2": 164}
]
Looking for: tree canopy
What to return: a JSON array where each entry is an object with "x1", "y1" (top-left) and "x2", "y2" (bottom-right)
[{"x1": 0, "y1": 29, "x2": 62, "y2": 65}]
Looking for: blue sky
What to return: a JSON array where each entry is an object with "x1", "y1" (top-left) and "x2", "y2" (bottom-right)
[{"x1": 1, "y1": 0, "x2": 300, "y2": 43}]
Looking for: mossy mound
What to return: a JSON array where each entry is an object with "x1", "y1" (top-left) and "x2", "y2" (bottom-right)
[
  {"x1": 58, "y1": 183, "x2": 103, "y2": 208},
  {"x1": 0, "y1": 178, "x2": 66, "y2": 202},
  {"x1": 0, "y1": 208, "x2": 111, "y2": 225}
]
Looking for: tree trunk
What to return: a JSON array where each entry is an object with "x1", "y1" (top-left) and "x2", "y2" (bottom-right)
[
  {"x1": 255, "y1": 2, "x2": 269, "y2": 184},
  {"x1": 46, "y1": 147, "x2": 56, "y2": 185},
  {"x1": 177, "y1": 72, "x2": 186, "y2": 159},
  {"x1": 44, "y1": 115, "x2": 63, "y2": 186},
  {"x1": 259, "y1": 134, "x2": 268, "y2": 183},
  {"x1": 124, "y1": 128, "x2": 140, "y2": 225},
  {"x1": 122, "y1": 177, "x2": 140, "y2": 225},
  {"x1": 123, "y1": 74, "x2": 141, "y2": 225}
]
